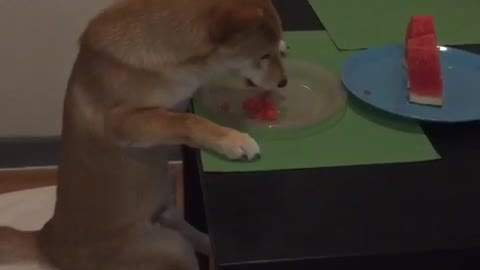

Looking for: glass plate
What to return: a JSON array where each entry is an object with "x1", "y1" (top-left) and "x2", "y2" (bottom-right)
[{"x1": 194, "y1": 58, "x2": 348, "y2": 139}]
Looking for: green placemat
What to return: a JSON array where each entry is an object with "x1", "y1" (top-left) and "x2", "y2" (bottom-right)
[
  {"x1": 308, "y1": 0, "x2": 480, "y2": 50},
  {"x1": 194, "y1": 31, "x2": 440, "y2": 172}
]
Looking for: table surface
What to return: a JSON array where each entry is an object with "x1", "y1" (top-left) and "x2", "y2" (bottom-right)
[{"x1": 184, "y1": 1, "x2": 480, "y2": 269}]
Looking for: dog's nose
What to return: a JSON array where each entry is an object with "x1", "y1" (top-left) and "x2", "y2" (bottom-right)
[
  {"x1": 246, "y1": 79, "x2": 256, "y2": 87},
  {"x1": 277, "y1": 78, "x2": 288, "y2": 88}
]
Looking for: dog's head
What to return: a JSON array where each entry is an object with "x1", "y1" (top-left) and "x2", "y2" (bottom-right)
[{"x1": 208, "y1": 0, "x2": 287, "y2": 90}]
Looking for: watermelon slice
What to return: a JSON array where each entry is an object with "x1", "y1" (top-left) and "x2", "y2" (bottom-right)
[
  {"x1": 404, "y1": 16, "x2": 443, "y2": 106},
  {"x1": 406, "y1": 34, "x2": 443, "y2": 106}
]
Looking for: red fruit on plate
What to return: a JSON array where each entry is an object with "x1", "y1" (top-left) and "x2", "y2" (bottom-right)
[
  {"x1": 404, "y1": 15, "x2": 437, "y2": 72},
  {"x1": 252, "y1": 111, "x2": 265, "y2": 120},
  {"x1": 262, "y1": 98, "x2": 276, "y2": 110},
  {"x1": 261, "y1": 109, "x2": 280, "y2": 121},
  {"x1": 243, "y1": 97, "x2": 261, "y2": 112},
  {"x1": 404, "y1": 15, "x2": 443, "y2": 106},
  {"x1": 406, "y1": 34, "x2": 443, "y2": 106},
  {"x1": 242, "y1": 91, "x2": 280, "y2": 121}
]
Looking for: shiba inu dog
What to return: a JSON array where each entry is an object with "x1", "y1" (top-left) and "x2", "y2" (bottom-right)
[{"x1": 0, "y1": 0, "x2": 287, "y2": 269}]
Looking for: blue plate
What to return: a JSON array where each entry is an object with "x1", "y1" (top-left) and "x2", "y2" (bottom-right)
[{"x1": 342, "y1": 44, "x2": 480, "y2": 122}]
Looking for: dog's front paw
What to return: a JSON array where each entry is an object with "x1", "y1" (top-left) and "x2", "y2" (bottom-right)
[{"x1": 215, "y1": 129, "x2": 260, "y2": 160}]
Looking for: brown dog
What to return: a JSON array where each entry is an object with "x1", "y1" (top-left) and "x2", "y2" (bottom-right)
[{"x1": 0, "y1": 0, "x2": 286, "y2": 269}]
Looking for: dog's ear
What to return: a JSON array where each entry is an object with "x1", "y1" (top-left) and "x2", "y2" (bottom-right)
[{"x1": 209, "y1": 5, "x2": 264, "y2": 44}]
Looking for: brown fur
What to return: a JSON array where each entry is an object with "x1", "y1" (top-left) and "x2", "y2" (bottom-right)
[{"x1": 0, "y1": 0, "x2": 285, "y2": 269}]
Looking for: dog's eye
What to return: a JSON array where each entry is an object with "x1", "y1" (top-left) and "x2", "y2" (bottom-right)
[{"x1": 260, "y1": 54, "x2": 270, "y2": 60}]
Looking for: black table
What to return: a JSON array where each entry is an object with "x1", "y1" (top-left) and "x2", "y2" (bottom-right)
[{"x1": 183, "y1": 1, "x2": 480, "y2": 269}]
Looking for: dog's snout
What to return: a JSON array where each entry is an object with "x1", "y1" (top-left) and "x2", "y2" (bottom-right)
[
  {"x1": 277, "y1": 78, "x2": 288, "y2": 88},
  {"x1": 246, "y1": 79, "x2": 256, "y2": 87}
]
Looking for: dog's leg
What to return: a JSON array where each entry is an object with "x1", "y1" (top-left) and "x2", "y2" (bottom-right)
[
  {"x1": 156, "y1": 204, "x2": 211, "y2": 256},
  {"x1": 106, "y1": 106, "x2": 260, "y2": 160},
  {"x1": 153, "y1": 178, "x2": 211, "y2": 256},
  {"x1": 110, "y1": 225, "x2": 198, "y2": 270}
]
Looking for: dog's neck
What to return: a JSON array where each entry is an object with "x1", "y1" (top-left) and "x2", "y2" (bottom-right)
[{"x1": 163, "y1": 61, "x2": 233, "y2": 105}]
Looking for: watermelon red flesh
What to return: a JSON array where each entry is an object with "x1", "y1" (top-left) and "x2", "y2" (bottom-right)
[
  {"x1": 243, "y1": 97, "x2": 261, "y2": 112},
  {"x1": 406, "y1": 15, "x2": 436, "y2": 40},
  {"x1": 261, "y1": 109, "x2": 280, "y2": 121},
  {"x1": 242, "y1": 92, "x2": 280, "y2": 121},
  {"x1": 406, "y1": 34, "x2": 443, "y2": 105},
  {"x1": 405, "y1": 15, "x2": 437, "y2": 64}
]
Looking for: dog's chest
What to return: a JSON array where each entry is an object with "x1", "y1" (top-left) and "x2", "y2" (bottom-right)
[{"x1": 144, "y1": 84, "x2": 196, "y2": 109}]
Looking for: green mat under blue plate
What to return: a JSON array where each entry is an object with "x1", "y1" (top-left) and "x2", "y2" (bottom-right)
[{"x1": 193, "y1": 31, "x2": 440, "y2": 172}]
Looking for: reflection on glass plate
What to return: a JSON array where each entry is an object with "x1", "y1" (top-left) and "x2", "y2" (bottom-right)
[{"x1": 194, "y1": 58, "x2": 348, "y2": 139}]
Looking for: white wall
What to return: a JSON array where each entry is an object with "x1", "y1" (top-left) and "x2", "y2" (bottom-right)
[{"x1": 0, "y1": 0, "x2": 115, "y2": 137}]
